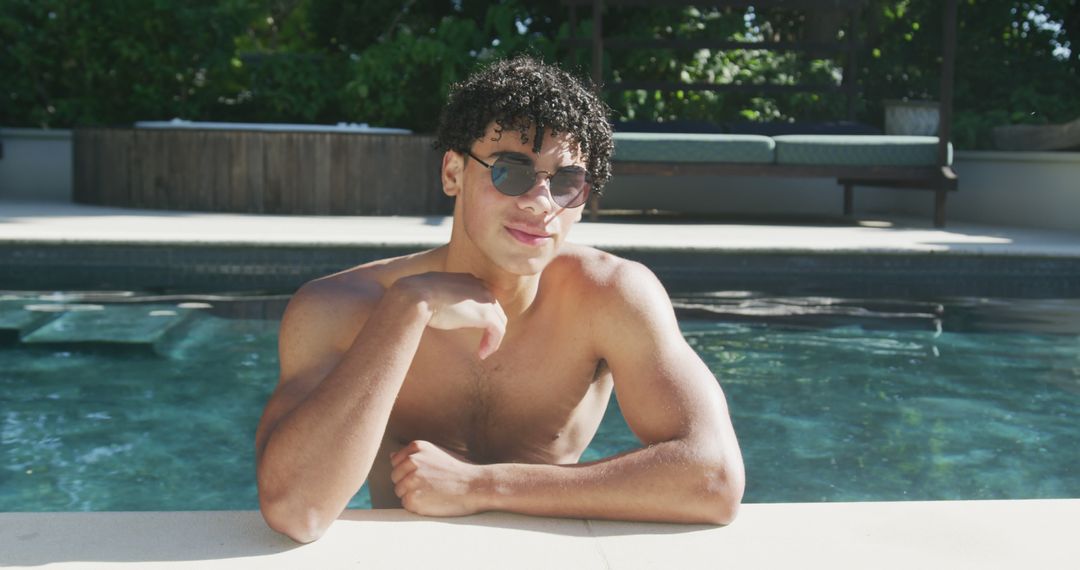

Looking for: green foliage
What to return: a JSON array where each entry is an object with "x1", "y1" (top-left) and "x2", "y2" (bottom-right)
[
  {"x1": 341, "y1": 2, "x2": 558, "y2": 131},
  {"x1": 0, "y1": 0, "x2": 562, "y2": 131},
  {"x1": 584, "y1": 1, "x2": 1079, "y2": 148},
  {"x1": 861, "y1": 0, "x2": 1080, "y2": 148},
  {"x1": 1, "y1": 0, "x2": 1076, "y2": 148},
  {"x1": 583, "y1": 5, "x2": 855, "y2": 126},
  {"x1": 0, "y1": 0, "x2": 261, "y2": 128}
]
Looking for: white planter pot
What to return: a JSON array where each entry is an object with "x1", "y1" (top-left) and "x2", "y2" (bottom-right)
[{"x1": 884, "y1": 100, "x2": 941, "y2": 136}]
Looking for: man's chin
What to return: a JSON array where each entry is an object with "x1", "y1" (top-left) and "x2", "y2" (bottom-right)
[{"x1": 495, "y1": 249, "x2": 556, "y2": 277}]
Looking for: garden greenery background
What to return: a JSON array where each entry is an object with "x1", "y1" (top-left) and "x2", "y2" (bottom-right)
[{"x1": 2, "y1": 0, "x2": 1077, "y2": 149}]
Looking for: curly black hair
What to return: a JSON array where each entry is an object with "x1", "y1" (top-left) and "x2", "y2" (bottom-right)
[{"x1": 433, "y1": 55, "x2": 614, "y2": 195}]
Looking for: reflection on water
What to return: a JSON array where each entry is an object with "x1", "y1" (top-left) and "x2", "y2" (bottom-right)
[{"x1": 1, "y1": 290, "x2": 1078, "y2": 510}]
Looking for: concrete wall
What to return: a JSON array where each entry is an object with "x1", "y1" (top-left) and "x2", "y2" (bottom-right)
[
  {"x1": 925, "y1": 151, "x2": 1080, "y2": 231},
  {"x1": 602, "y1": 150, "x2": 1080, "y2": 231},
  {"x1": 3, "y1": 127, "x2": 1077, "y2": 232},
  {"x1": 0, "y1": 128, "x2": 72, "y2": 202}
]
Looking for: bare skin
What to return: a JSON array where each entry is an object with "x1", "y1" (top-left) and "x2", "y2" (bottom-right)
[{"x1": 254, "y1": 124, "x2": 745, "y2": 543}]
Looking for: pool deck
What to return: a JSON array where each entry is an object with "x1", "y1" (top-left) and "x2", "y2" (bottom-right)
[
  {"x1": 2, "y1": 200, "x2": 1079, "y2": 568},
  {"x1": 2, "y1": 500, "x2": 1077, "y2": 569},
  {"x1": 2, "y1": 199, "x2": 1080, "y2": 256}
]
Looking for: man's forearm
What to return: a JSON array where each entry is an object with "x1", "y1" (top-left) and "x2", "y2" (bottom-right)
[
  {"x1": 477, "y1": 438, "x2": 743, "y2": 525},
  {"x1": 257, "y1": 286, "x2": 431, "y2": 541}
]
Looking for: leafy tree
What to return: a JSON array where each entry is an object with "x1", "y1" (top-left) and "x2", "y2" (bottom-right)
[
  {"x1": 861, "y1": 0, "x2": 1080, "y2": 148},
  {"x1": 0, "y1": 0, "x2": 260, "y2": 128},
  {"x1": 335, "y1": 0, "x2": 564, "y2": 131},
  {"x1": 2, "y1": 0, "x2": 1076, "y2": 148}
]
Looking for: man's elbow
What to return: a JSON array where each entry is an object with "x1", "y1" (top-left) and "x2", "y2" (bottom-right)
[
  {"x1": 696, "y1": 461, "x2": 745, "y2": 526},
  {"x1": 259, "y1": 487, "x2": 331, "y2": 544}
]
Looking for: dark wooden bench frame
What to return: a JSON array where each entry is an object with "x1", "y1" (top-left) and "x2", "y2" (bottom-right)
[{"x1": 563, "y1": 0, "x2": 959, "y2": 227}]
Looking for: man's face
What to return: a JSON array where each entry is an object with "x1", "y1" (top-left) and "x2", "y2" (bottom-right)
[{"x1": 446, "y1": 122, "x2": 588, "y2": 276}]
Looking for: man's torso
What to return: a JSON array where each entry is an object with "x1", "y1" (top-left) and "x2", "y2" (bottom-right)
[{"x1": 308, "y1": 244, "x2": 620, "y2": 507}]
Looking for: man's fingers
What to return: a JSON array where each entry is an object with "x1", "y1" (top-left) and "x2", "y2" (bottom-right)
[
  {"x1": 477, "y1": 301, "x2": 506, "y2": 359},
  {"x1": 394, "y1": 472, "x2": 419, "y2": 500},
  {"x1": 478, "y1": 323, "x2": 505, "y2": 360},
  {"x1": 390, "y1": 456, "x2": 417, "y2": 485}
]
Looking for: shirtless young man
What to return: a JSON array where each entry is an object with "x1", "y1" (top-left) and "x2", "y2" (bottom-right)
[{"x1": 254, "y1": 56, "x2": 744, "y2": 543}]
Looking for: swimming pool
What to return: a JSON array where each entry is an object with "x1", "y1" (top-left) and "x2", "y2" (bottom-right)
[{"x1": 2, "y1": 290, "x2": 1077, "y2": 511}]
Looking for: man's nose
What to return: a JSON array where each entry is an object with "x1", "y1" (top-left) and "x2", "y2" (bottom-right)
[{"x1": 519, "y1": 173, "x2": 556, "y2": 212}]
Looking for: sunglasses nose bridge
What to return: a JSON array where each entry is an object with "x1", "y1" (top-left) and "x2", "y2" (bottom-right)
[
  {"x1": 523, "y1": 170, "x2": 555, "y2": 194},
  {"x1": 533, "y1": 169, "x2": 555, "y2": 186}
]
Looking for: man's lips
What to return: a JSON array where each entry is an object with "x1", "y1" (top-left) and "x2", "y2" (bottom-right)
[{"x1": 505, "y1": 225, "x2": 552, "y2": 246}]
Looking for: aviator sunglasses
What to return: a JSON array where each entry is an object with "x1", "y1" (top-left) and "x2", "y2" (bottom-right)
[{"x1": 467, "y1": 151, "x2": 592, "y2": 209}]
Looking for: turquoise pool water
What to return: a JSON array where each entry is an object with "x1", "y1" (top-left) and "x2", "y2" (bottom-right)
[{"x1": 1, "y1": 291, "x2": 1078, "y2": 511}]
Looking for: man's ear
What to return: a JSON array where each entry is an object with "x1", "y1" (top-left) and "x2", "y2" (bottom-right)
[{"x1": 441, "y1": 151, "x2": 465, "y2": 197}]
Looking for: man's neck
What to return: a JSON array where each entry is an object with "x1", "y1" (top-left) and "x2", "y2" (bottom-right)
[{"x1": 439, "y1": 245, "x2": 542, "y2": 321}]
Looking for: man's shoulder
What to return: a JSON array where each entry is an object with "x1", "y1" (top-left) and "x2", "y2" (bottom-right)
[
  {"x1": 295, "y1": 266, "x2": 382, "y2": 308},
  {"x1": 552, "y1": 244, "x2": 663, "y2": 299},
  {"x1": 286, "y1": 250, "x2": 434, "y2": 325}
]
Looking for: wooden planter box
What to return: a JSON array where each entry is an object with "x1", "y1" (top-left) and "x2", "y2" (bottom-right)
[{"x1": 73, "y1": 127, "x2": 452, "y2": 215}]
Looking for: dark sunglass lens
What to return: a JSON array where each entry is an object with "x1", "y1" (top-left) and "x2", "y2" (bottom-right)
[
  {"x1": 551, "y1": 171, "x2": 588, "y2": 207},
  {"x1": 491, "y1": 163, "x2": 510, "y2": 188},
  {"x1": 491, "y1": 159, "x2": 533, "y2": 196}
]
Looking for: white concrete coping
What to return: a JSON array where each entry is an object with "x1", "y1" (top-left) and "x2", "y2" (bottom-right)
[
  {"x1": 0, "y1": 127, "x2": 72, "y2": 140},
  {"x1": 1, "y1": 500, "x2": 1076, "y2": 569},
  {"x1": 132, "y1": 119, "x2": 411, "y2": 135},
  {"x1": 3, "y1": 200, "x2": 1080, "y2": 258}
]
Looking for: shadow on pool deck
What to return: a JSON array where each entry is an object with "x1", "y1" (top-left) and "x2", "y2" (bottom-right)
[{"x1": 2, "y1": 501, "x2": 1077, "y2": 569}]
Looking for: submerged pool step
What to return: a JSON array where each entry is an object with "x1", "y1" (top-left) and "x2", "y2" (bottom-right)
[
  {"x1": 19, "y1": 304, "x2": 197, "y2": 346},
  {"x1": 0, "y1": 301, "x2": 61, "y2": 343}
]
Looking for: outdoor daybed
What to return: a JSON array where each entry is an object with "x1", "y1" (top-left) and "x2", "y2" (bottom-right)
[{"x1": 565, "y1": 0, "x2": 959, "y2": 227}]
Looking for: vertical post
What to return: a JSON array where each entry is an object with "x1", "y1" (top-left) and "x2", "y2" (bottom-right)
[
  {"x1": 592, "y1": 0, "x2": 604, "y2": 90},
  {"x1": 937, "y1": 0, "x2": 958, "y2": 168},
  {"x1": 934, "y1": 189, "x2": 947, "y2": 228},
  {"x1": 844, "y1": 4, "x2": 861, "y2": 121},
  {"x1": 569, "y1": 2, "x2": 577, "y2": 41},
  {"x1": 588, "y1": 0, "x2": 604, "y2": 222},
  {"x1": 843, "y1": 182, "x2": 854, "y2": 217}
]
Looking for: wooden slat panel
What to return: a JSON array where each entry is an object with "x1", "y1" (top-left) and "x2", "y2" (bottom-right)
[
  {"x1": 226, "y1": 132, "x2": 247, "y2": 212},
  {"x1": 262, "y1": 133, "x2": 287, "y2": 214},
  {"x1": 420, "y1": 137, "x2": 450, "y2": 215},
  {"x1": 148, "y1": 130, "x2": 172, "y2": 209},
  {"x1": 344, "y1": 134, "x2": 364, "y2": 214},
  {"x1": 383, "y1": 135, "x2": 407, "y2": 215},
  {"x1": 133, "y1": 129, "x2": 151, "y2": 208},
  {"x1": 297, "y1": 133, "x2": 316, "y2": 214},
  {"x1": 357, "y1": 135, "x2": 383, "y2": 214},
  {"x1": 416, "y1": 139, "x2": 442, "y2": 214},
  {"x1": 203, "y1": 131, "x2": 220, "y2": 211},
  {"x1": 208, "y1": 131, "x2": 229, "y2": 211},
  {"x1": 74, "y1": 128, "x2": 457, "y2": 215},
  {"x1": 293, "y1": 133, "x2": 312, "y2": 214},
  {"x1": 329, "y1": 133, "x2": 349, "y2": 213},
  {"x1": 127, "y1": 130, "x2": 144, "y2": 208},
  {"x1": 247, "y1": 132, "x2": 265, "y2": 213},
  {"x1": 101, "y1": 129, "x2": 133, "y2": 207},
  {"x1": 312, "y1": 133, "x2": 332, "y2": 214},
  {"x1": 181, "y1": 131, "x2": 199, "y2": 209}
]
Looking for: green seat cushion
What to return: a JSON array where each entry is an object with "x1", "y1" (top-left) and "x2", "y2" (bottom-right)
[
  {"x1": 773, "y1": 135, "x2": 952, "y2": 166},
  {"x1": 613, "y1": 133, "x2": 775, "y2": 164}
]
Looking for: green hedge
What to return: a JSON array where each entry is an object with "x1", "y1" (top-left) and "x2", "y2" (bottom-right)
[{"x1": 2, "y1": 0, "x2": 1077, "y2": 148}]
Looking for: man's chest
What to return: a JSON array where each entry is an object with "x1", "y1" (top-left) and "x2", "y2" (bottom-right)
[{"x1": 386, "y1": 327, "x2": 612, "y2": 464}]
